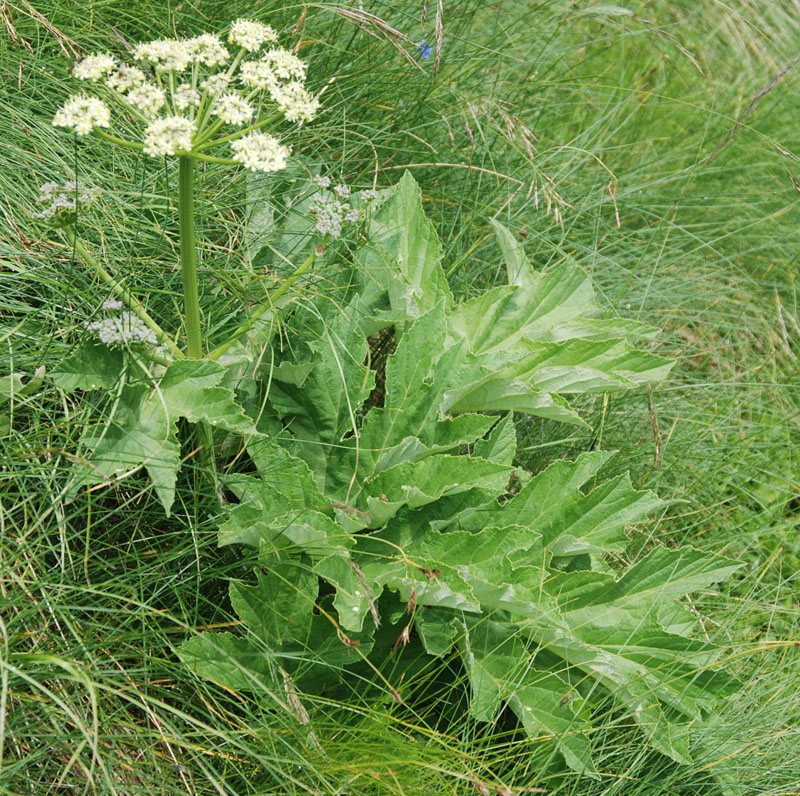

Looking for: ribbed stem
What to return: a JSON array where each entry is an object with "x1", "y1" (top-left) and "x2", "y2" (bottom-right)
[
  {"x1": 178, "y1": 155, "x2": 218, "y2": 496},
  {"x1": 178, "y1": 155, "x2": 203, "y2": 359}
]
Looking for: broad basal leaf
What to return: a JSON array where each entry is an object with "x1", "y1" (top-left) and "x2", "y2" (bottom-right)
[
  {"x1": 68, "y1": 360, "x2": 257, "y2": 513},
  {"x1": 52, "y1": 340, "x2": 134, "y2": 392},
  {"x1": 268, "y1": 296, "x2": 374, "y2": 494},
  {"x1": 357, "y1": 170, "x2": 453, "y2": 323}
]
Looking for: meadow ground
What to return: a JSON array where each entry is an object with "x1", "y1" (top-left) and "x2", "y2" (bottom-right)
[{"x1": 1, "y1": 1, "x2": 798, "y2": 794}]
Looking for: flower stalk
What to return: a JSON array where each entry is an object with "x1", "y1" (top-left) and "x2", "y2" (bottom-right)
[{"x1": 178, "y1": 155, "x2": 203, "y2": 359}]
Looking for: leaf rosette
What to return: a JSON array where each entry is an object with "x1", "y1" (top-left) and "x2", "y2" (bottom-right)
[{"x1": 178, "y1": 173, "x2": 742, "y2": 777}]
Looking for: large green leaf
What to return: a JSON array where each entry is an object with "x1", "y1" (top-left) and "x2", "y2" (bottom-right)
[
  {"x1": 268, "y1": 296, "x2": 375, "y2": 494},
  {"x1": 52, "y1": 341, "x2": 132, "y2": 392},
  {"x1": 357, "y1": 170, "x2": 453, "y2": 322},
  {"x1": 67, "y1": 360, "x2": 257, "y2": 513},
  {"x1": 179, "y1": 560, "x2": 371, "y2": 691}
]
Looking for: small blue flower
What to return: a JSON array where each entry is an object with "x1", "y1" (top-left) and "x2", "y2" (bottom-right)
[{"x1": 418, "y1": 39, "x2": 432, "y2": 59}]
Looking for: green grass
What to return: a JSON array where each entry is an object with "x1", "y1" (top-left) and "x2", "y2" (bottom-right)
[{"x1": 2, "y1": 0, "x2": 799, "y2": 793}]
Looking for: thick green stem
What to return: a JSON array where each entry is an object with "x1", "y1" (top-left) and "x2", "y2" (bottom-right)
[
  {"x1": 63, "y1": 228, "x2": 182, "y2": 360},
  {"x1": 177, "y1": 155, "x2": 218, "y2": 495},
  {"x1": 178, "y1": 155, "x2": 203, "y2": 359},
  {"x1": 209, "y1": 248, "x2": 319, "y2": 361}
]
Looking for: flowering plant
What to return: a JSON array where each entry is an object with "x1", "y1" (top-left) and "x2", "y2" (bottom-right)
[
  {"x1": 45, "y1": 20, "x2": 340, "y2": 488},
  {"x1": 52, "y1": 19, "x2": 320, "y2": 362},
  {"x1": 38, "y1": 20, "x2": 744, "y2": 782}
]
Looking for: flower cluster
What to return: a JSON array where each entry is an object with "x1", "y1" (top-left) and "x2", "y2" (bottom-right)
[
  {"x1": 32, "y1": 181, "x2": 100, "y2": 225},
  {"x1": 231, "y1": 133, "x2": 290, "y2": 172},
  {"x1": 143, "y1": 116, "x2": 195, "y2": 156},
  {"x1": 53, "y1": 95, "x2": 111, "y2": 135},
  {"x1": 229, "y1": 19, "x2": 277, "y2": 51},
  {"x1": 174, "y1": 84, "x2": 201, "y2": 110},
  {"x1": 214, "y1": 93, "x2": 254, "y2": 126},
  {"x1": 73, "y1": 53, "x2": 115, "y2": 81},
  {"x1": 239, "y1": 48, "x2": 318, "y2": 124},
  {"x1": 308, "y1": 178, "x2": 379, "y2": 238},
  {"x1": 52, "y1": 19, "x2": 321, "y2": 172},
  {"x1": 85, "y1": 310, "x2": 158, "y2": 347},
  {"x1": 128, "y1": 84, "x2": 165, "y2": 116}
]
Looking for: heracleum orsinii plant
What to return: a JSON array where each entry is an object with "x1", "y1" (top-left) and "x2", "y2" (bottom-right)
[
  {"x1": 45, "y1": 21, "x2": 744, "y2": 781},
  {"x1": 48, "y1": 20, "x2": 334, "y2": 483}
]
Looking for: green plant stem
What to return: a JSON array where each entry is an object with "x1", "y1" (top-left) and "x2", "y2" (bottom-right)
[
  {"x1": 62, "y1": 227, "x2": 183, "y2": 360},
  {"x1": 183, "y1": 151, "x2": 236, "y2": 165},
  {"x1": 178, "y1": 155, "x2": 217, "y2": 493},
  {"x1": 95, "y1": 129, "x2": 145, "y2": 150},
  {"x1": 208, "y1": 247, "x2": 319, "y2": 361},
  {"x1": 178, "y1": 156, "x2": 202, "y2": 359}
]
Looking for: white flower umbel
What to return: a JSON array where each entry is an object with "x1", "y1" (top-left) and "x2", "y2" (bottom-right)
[
  {"x1": 133, "y1": 39, "x2": 192, "y2": 72},
  {"x1": 33, "y1": 180, "x2": 100, "y2": 224},
  {"x1": 231, "y1": 132, "x2": 289, "y2": 172},
  {"x1": 360, "y1": 189, "x2": 379, "y2": 203},
  {"x1": 262, "y1": 48, "x2": 306, "y2": 81},
  {"x1": 269, "y1": 81, "x2": 320, "y2": 125},
  {"x1": 143, "y1": 116, "x2": 195, "y2": 156},
  {"x1": 174, "y1": 84, "x2": 201, "y2": 110},
  {"x1": 127, "y1": 83, "x2": 166, "y2": 116},
  {"x1": 199, "y1": 73, "x2": 231, "y2": 96},
  {"x1": 73, "y1": 53, "x2": 116, "y2": 81},
  {"x1": 188, "y1": 33, "x2": 229, "y2": 67},
  {"x1": 309, "y1": 181, "x2": 362, "y2": 238},
  {"x1": 214, "y1": 93, "x2": 254, "y2": 125},
  {"x1": 106, "y1": 65, "x2": 146, "y2": 93},
  {"x1": 229, "y1": 19, "x2": 278, "y2": 52},
  {"x1": 309, "y1": 194, "x2": 345, "y2": 238},
  {"x1": 85, "y1": 311, "x2": 158, "y2": 347},
  {"x1": 239, "y1": 60, "x2": 279, "y2": 91},
  {"x1": 53, "y1": 95, "x2": 111, "y2": 135}
]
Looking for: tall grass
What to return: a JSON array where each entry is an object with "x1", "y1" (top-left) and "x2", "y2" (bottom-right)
[{"x1": 1, "y1": 0, "x2": 798, "y2": 793}]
